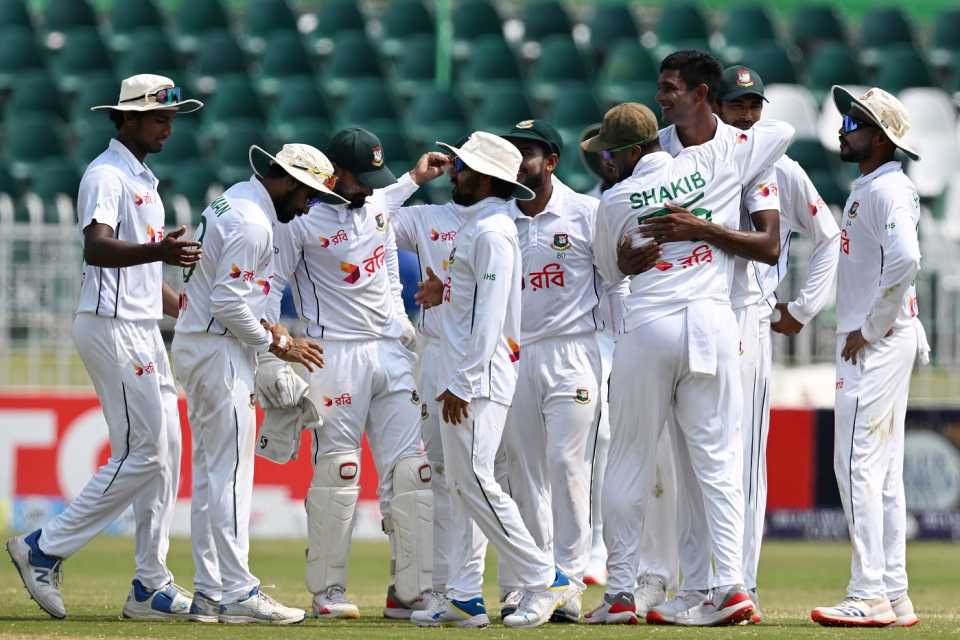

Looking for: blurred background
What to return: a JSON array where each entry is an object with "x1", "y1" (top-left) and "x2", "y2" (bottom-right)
[{"x1": 0, "y1": 0, "x2": 958, "y2": 539}]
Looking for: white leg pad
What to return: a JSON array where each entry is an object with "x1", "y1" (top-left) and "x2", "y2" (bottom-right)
[
  {"x1": 384, "y1": 454, "x2": 433, "y2": 603},
  {"x1": 305, "y1": 450, "x2": 360, "y2": 594}
]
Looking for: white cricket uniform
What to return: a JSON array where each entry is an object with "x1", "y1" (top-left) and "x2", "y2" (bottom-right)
[
  {"x1": 496, "y1": 177, "x2": 608, "y2": 592},
  {"x1": 39, "y1": 139, "x2": 181, "y2": 590},
  {"x1": 434, "y1": 196, "x2": 556, "y2": 601},
  {"x1": 173, "y1": 177, "x2": 276, "y2": 603},
  {"x1": 268, "y1": 174, "x2": 425, "y2": 594},
  {"x1": 834, "y1": 161, "x2": 926, "y2": 600},
  {"x1": 593, "y1": 120, "x2": 793, "y2": 596},
  {"x1": 392, "y1": 199, "x2": 466, "y2": 592}
]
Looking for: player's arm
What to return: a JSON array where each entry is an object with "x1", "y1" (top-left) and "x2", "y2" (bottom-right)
[
  {"x1": 384, "y1": 220, "x2": 417, "y2": 348},
  {"x1": 161, "y1": 282, "x2": 180, "y2": 319},
  {"x1": 263, "y1": 221, "x2": 302, "y2": 326},
  {"x1": 379, "y1": 152, "x2": 450, "y2": 213}
]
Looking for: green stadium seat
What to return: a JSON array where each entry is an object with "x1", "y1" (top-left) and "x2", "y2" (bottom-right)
[
  {"x1": 30, "y1": 159, "x2": 80, "y2": 203},
  {"x1": 0, "y1": 160, "x2": 19, "y2": 195},
  {"x1": 720, "y1": 5, "x2": 776, "y2": 52},
  {"x1": 323, "y1": 33, "x2": 385, "y2": 100},
  {"x1": 118, "y1": 30, "x2": 181, "y2": 80},
  {"x1": 270, "y1": 78, "x2": 334, "y2": 140},
  {"x1": 521, "y1": 1, "x2": 572, "y2": 44},
  {"x1": 73, "y1": 121, "x2": 115, "y2": 169},
  {"x1": 174, "y1": 0, "x2": 230, "y2": 54},
  {"x1": 654, "y1": 4, "x2": 710, "y2": 50},
  {"x1": 306, "y1": 0, "x2": 365, "y2": 56},
  {"x1": 280, "y1": 119, "x2": 332, "y2": 151},
  {"x1": 201, "y1": 74, "x2": 266, "y2": 142},
  {"x1": 808, "y1": 169, "x2": 847, "y2": 208},
  {"x1": 805, "y1": 43, "x2": 864, "y2": 99},
  {"x1": 69, "y1": 75, "x2": 119, "y2": 129},
  {"x1": 543, "y1": 83, "x2": 603, "y2": 145},
  {"x1": 4, "y1": 116, "x2": 67, "y2": 179},
  {"x1": 244, "y1": 0, "x2": 298, "y2": 55},
  {"x1": 930, "y1": 8, "x2": 960, "y2": 70},
  {"x1": 171, "y1": 159, "x2": 219, "y2": 206},
  {"x1": 190, "y1": 31, "x2": 248, "y2": 94},
  {"x1": 737, "y1": 42, "x2": 797, "y2": 84},
  {"x1": 255, "y1": 31, "x2": 313, "y2": 96},
  {"x1": 529, "y1": 35, "x2": 591, "y2": 104},
  {"x1": 0, "y1": 27, "x2": 45, "y2": 89},
  {"x1": 471, "y1": 85, "x2": 535, "y2": 132},
  {"x1": 873, "y1": 45, "x2": 935, "y2": 93},
  {"x1": 787, "y1": 139, "x2": 833, "y2": 173},
  {"x1": 791, "y1": 6, "x2": 846, "y2": 54},
  {"x1": 215, "y1": 124, "x2": 269, "y2": 185},
  {"x1": 391, "y1": 35, "x2": 435, "y2": 99},
  {"x1": 380, "y1": 0, "x2": 434, "y2": 60},
  {"x1": 588, "y1": 5, "x2": 639, "y2": 57},
  {"x1": 0, "y1": 0, "x2": 33, "y2": 32},
  {"x1": 597, "y1": 41, "x2": 658, "y2": 107},
  {"x1": 109, "y1": 0, "x2": 164, "y2": 52},
  {"x1": 859, "y1": 8, "x2": 913, "y2": 67},
  {"x1": 453, "y1": 0, "x2": 502, "y2": 45},
  {"x1": 368, "y1": 123, "x2": 414, "y2": 169},
  {"x1": 405, "y1": 88, "x2": 467, "y2": 150},
  {"x1": 149, "y1": 119, "x2": 203, "y2": 180},
  {"x1": 335, "y1": 80, "x2": 399, "y2": 131},
  {"x1": 555, "y1": 149, "x2": 595, "y2": 194},
  {"x1": 456, "y1": 35, "x2": 522, "y2": 102},
  {"x1": 51, "y1": 29, "x2": 114, "y2": 93},
  {"x1": 43, "y1": 0, "x2": 97, "y2": 39},
  {"x1": 5, "y1": 73, "x2": 66, "y2": 120}
]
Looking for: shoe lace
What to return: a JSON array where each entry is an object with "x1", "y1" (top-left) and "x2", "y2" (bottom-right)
[
  {"x1": 50, "y1": 561, "x2": 63, "y2": 589},
  {"x1": 678, "y1": 590, "x2": 705, "y2": 608},
  {"x1": 326, "y1": 585, "x2": 348, "y2": 603},
  {"x1": 637, "y1": 574, "x2": 665, "y2": 592}
]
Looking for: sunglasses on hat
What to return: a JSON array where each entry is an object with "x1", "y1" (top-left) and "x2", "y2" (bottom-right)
[
  {"x1": 841, "y1": 114, "x2": 877, "y2": 134},
  {"x1": 452, "y1": 157, "x2": 467, "y2": 173},
  {"x1": 120, "y1": 86, "x2": 183, "y2": 106},
  {"x1": 600, "y1": 140, "x2": 646, "y2": 162}
]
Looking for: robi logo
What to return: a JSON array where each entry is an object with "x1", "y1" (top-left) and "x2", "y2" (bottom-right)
[{"x1": 840, "y1": 229, "x2": 850, "y2": 255}]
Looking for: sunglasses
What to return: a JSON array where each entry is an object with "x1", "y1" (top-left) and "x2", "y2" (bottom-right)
[
  {"x1": 600, "y1": 140, "x2": 644, "y2": 161},
  {"x1": 841, "y1": 114, "x2": 876, "y2": 134},
  {"x1": 290, "y1": 163, "x2": 338, "y2": 192},
  {"x1": 452, "y1": 157, "x2": 468, "y2": 173},
  {"x1": 121, "y1": 86, "x2": 183, "y2": 106}
]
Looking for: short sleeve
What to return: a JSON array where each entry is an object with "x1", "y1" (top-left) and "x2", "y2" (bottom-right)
[{"x1": 77, "y1": 167, "x2": 123, "y2": 233}]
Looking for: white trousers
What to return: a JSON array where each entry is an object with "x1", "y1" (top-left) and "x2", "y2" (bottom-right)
[
  {"x1": 417, "y1": 338, "x2": 451, "y2": 591},
  {"x1": 173, "y1": 333, "x2": 259, "y2": 603},
  {"x1": 501, "y1": 333, "x2": 601, "y2": 590},
  {"x1": 635, "y1": 428, "x2": 679, "y2": 592},
  {"x1": 441, "y1": 398, "x2": 555, "y2": 601},
  {"x1": 586, "y1": 335, "x2": 614, "y2": 574},
  {"x1": 603, "y1": 302, "x2": 744, "y2": 595},
  {"x1": 40, "y1": 314, "x2": 181, "y2": 590},
  {"x1": 834, "y1": 324, "x2": 918, "y2": 600}
]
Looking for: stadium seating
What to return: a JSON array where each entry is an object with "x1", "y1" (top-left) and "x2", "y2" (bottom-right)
[
  {"x1": 108, "y1": 0, "x2": 165, "y2": 52},
  {"x1": 380, "y1": 0, "x2": 435, "y2": 60},
  {"x1": 587, "y1": 5, "x2": 640, "y2": 57}
]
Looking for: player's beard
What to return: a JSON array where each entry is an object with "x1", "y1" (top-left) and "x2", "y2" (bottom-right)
[
  {"x1": 521, "y1": 169, "x2": 545, "y2": 193},
  {"x1": 451, "y1": 171, "x2": 482, "y2": 206},
  {"x1": 839, "y1": 137, "x2": 869, "y2": 163},
  {"x1": 275, "y1": 190, "x2": 304, "y2": 223}
]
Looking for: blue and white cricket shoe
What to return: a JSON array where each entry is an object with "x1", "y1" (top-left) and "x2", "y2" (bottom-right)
[
  {"x1": 410, "y1": 595, "x2": 490, "y2": 628},
  {"x1": 219, "y1": 586, "x2": 306, "y2": 624},
  {"x1": 189, "y1": 591, "x2": 221, "y2": 623},
  {"x1": 6, "y1": 529, "x2": 66, "y2": 619},
  {"x1": 503, "y1": 569, "x2": 579, "y2": 629},
  {"x1": 121, "y1": 579, "x2": 192, "y2": 620}
]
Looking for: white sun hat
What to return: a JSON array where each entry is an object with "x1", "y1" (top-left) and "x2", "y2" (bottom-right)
[
  {"x1": 90, "y1": 74, "x2": 203, "y2": 113},
  {"x1": 249, "y1": 143, "x2": 348, "y2": 205},
  {"x1": 832, "y1": 85, "x2": 920, "y2": 161},
  {"x1": 437, "y1": 131, "x2": 535, "y2": 201}
]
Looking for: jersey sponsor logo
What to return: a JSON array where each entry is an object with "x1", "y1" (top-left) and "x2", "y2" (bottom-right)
[
  {"x1": 678, "y1": 244, "x2": 714, "y2": 269},
  {"x1": 209, "y1": 195, "x2": 232, "y2": 217},
  {"x1": 340, "y1": 261, "x2": 361, "y2": 283},
  {"x1": 255, "y1": 277, "x2": 271, "y2": 295},
  {"x1": 528, "y1": 262, "x2": 565, "y2": 290},
  {"x1": 442, "y1": 276, "x2": 452, "y2": 303},
  {"x1": 654, "y1": 261, "x2": 673, "y2": 271},
  {"x1": 836, "y1": 378, "x2": 844, "y2": 390},
  {"x1": 178, "y1": 292, "x2": 187, "y2": 311},
  {"x1": 482, "y1": 272, "x2": 496, "y2": 281},
  {"x1": 736, "y1": 132, "x2": 749, "y2": 144},
  {"x1": 840, "y1": 229, "x2": 850, "y2": 255},
  {"x1": 420, "y1": 402, "x2": 429, "y2": 421},
  {"x1": 145, "y1": 224, "x2": 164, "y2": 243},
  {"x1": 133, "y1": 361, "x2": 156, "y2": 376},
  {"x1": 847, "y1": 201, "x2": 859, "y2": 219},
  {"x1": 430, "y1": 228, "x2": 456, "y2": 242},
  {"x1": 574, "y1": 388, "x2": 590, "y2": 404},
  {"x1": 363, "y1": 245, "x2": 386, "y2": 276},
  {"x1": 448, "y1": 247, "x2": 456, "y2": 265},
  {"x1": 375, "y1": 213, "x2": 386, "y2": 231},
  {"x1": 372, "y1": 145, "x2": 384, "y2": 167},
  {"x1": 552, "y1": 233, "x2": 569, "y2": 251},
  {"x1": 757, "y1": 183, "x2": 779, "y2": 198},
  {"x1": 229, "y1": 264, "x2": 255, "y2": 282},
  {"x1": 323, "y1": 393, "x2": 352, "y2": 407},
  {"x1": 507, "y1": 337, "x2": 521, "y2": 363},
  {"x1": 319, "y1": 229, "x2": 349, "y2": 248},
  {"x1": 133, "y1": 192, "x2": 156, "y2": 206}
]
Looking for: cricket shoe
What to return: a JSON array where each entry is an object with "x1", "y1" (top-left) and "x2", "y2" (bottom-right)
[
  {"x1": 503, "y1": 570, "x2": 578, "y2": 629},
  {"x1": 891, "y1": 594, "x2": 919, "y2": 627},
  {"x1": 383, "y1": 585, "x2": 445, "y2": 620},
  {"x1": 811, "y1": 596, "x2": 896, "y2": 627},
  {"x1": 189, "y1": 591, "x2": 220, "y2": 623},
  {"x1": 6, "y1": 530, "x2": 66, "y2": 619},
  {"x1": 584, "y1": 592, "x2": 639, "y2": 625},
  {"x1": 743, "y1": 588, "x2": 762, "y2": 624},
  {"x1": 410, "y1": 596, "x2": 490, "y2": 628},
  {"x1": 634, "y1": 573, "x2": 667, "y2": 616},
  {"x1": 499, "y1": 589, "x2": 523, "y2": 620},
  {"x1": 646, "y1": 589, "x2": 707, "y2": 624},
  {"x1": 122, "y1": 580, "x2": 192, "y2": 620},
  {"x1": 550, "y1": 589, "x2": 583, "y2": 623},
  {"x1": 220, "y1": 587, "x2": 305, "y2": 624},
  {"x1": 312, "y1": 585, "x2": 360, "y2": 619},
  {"x1": 651, "y1": 584, "x2": 754, "y2": 626},
  {"x1": 583, "y1": 555, "x2": 607, "y2": 586}
]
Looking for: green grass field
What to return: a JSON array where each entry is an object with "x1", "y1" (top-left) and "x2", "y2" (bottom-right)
[{"x1": 2, "y1": 537, "x2": 958, "y2": 638}]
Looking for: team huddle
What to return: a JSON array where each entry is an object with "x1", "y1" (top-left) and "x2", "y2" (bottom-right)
[{"x1": 6, "y1": 49, "x2": 927, "y2": 630}]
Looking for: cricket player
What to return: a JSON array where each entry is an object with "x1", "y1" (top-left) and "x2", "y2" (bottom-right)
[
  {"x1": 266, "y1": 128, "x2": 448, "y2": 620},
  {"x1": 410, "y1": 132, "x2": 578, "y2": 629},
  {"x1": 173, "y1": 143, "x2": 334, "y2": 624},
  {"x1": 714, "y1": 66, "x2": 841, "y2": 620},
  {"x1": 6, "y1": 74, "x2": 203, "y2": 621},
  {"x1": 586, "y1": 101, "x2": 794, "y2": 626},
  {"x1": 811, "y1": 87, "x2": 926, "y2": 628}
]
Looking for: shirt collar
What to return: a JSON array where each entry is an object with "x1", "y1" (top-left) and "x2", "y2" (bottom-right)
[
  {"x1": 630, "y1": 151, "x2": 673, "y2": 178},
  {"x1": 247, "y1": 175, "x2": 279, "y2": 223},
  {"x1": 509, "y1": 175, "x2": 569, "y2": 222},
  {"x1": 852, "y1": 161, "x2": 903, "y2": 188},
  {"x1": 108, "y1": 138, "x2": 157, "y2": 186},
  {"x1": 461, "y1": 196, "x2": 508, "y2": 219}
]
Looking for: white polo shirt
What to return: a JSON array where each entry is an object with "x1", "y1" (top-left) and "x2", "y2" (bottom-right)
[
  {"x1": 836, "y1": 161, "x2": 921, "y2": 342},
  {"x1": 76, "y1": 138, "x2": 166, "y2": 321},
  {"x1": 174, "y1": 176, "x2": 276, "y2": 351},
  {"x1": 268, "y1": 174, "x2": 419, "y2": 340},
  {"x1": 508, "y1": 176, "x2": 608, "y2": 344}
]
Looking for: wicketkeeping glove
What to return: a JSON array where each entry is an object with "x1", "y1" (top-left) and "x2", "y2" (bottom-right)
[{"x1": 255, "y1": 351, "x2": 309, "y2": 409}]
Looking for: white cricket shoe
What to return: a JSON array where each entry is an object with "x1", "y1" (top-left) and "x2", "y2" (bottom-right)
[
  {"x1": 646, "y1": 589, "x2": 706, "y2": 624},
  {"x1": 634, "y1": 573, "x2": 667, "y2": 615},
  {"x1": 220, "y1": 587, "x2": 306, "y2": 624},
  {"x1": 499, "y1": 589, "x2": 523, "y2": 620},
  {"x1": 551, "y1": 589, "x2": 582, "y2": 623},
  {"x1": 584, "y1": 592, "x2": 639, "y2": 625},
  {"x1": 189, "y1": 591, "x2": 220, "y2": 623},
  {"x1": 745, "y1": 588, "x2": 762, "y2": 624},
  {"x1": 410, "y1": 596, "x2": 490, "y2": 627},
  {"x1": 312, "y1": 585, "x2": 359, "y2": 619},
  {"x1": 891, "y1": 594, "x2": 919, "y2": 627},
  {"x1": 811, "y1": 595, "x2": 896, "y2": 627},
  {"x1": 383, "y1": 585, "x2": 444, "y2": 619},
  {"x1": 121, "y1": 580, "x2": 192, "y2": 620},
  {"x1": 656, "y1": 584, "x2": 754, "y2": 626},
  {"x1": 503, "y1": 570, "x2": 578, "y2": 629},
  {"x1": 6, "y1": 530, "x2": 66, "y2": 619}
]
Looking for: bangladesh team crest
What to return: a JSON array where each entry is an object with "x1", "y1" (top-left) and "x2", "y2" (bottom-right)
[
  {"x1": 575, "y1": 388, "x2": 591, "y2": 404},
  {"x1": 411, "y1": 390, "x2": 420, "y2": 405},
  {"x1": 375, "y1": 213, "x2": 386, "y2": 231},
  {"x1": 515, "y1": 119, "x2": 534, "y2": 129},
  {"x1": 420, "y1": 403, "x2": 429, "y2": 421},
  {"x1": 372, "y1": 145, "x2": 384, "y2": 167},
  {"x1": 735, "y1": 68, "x2": 754, "y2": 87},
  {"x1": 848, "y1": 201, "x2": 859, "y2": 219},
  {"x1": 552, "y1": 233, "x2": 570, "y2": 251}
]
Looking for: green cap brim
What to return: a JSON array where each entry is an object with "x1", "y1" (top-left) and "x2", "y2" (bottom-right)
[
  {"x1": 355, "y1": 165, "x2": 397, "y2": 189},
  {"x1": 719, "y1": 87, "x2": 768, "y2": 102}
]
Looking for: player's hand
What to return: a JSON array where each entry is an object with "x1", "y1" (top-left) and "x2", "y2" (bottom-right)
[
  {"x1": 617, "y1": 235, "x2": 662, "y2": 276},
  {"x1": 436, "y1": 389, "x2": 469, "y2": 425},
  {"x1": 771, "y1": 303, "x2": 805, "y2": 336},
  {"x1": 410, "y1": 152, "x2": 451, "y2": 185},
  {"x1": 276, "y1": 337, "x2": 324, "y2": 372},
  {"x1": 841, "y1": 329, "x2": 869, "y2": 365},
  {"x1": 415, "y1": 266, "x2": 445, "y2": 308},
  {"x1": 637, "y1": 202, "x2": 708, "y2": 243},
  {"x1": 157, "y1": 225, "x2": 202, "y2": 267}
]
